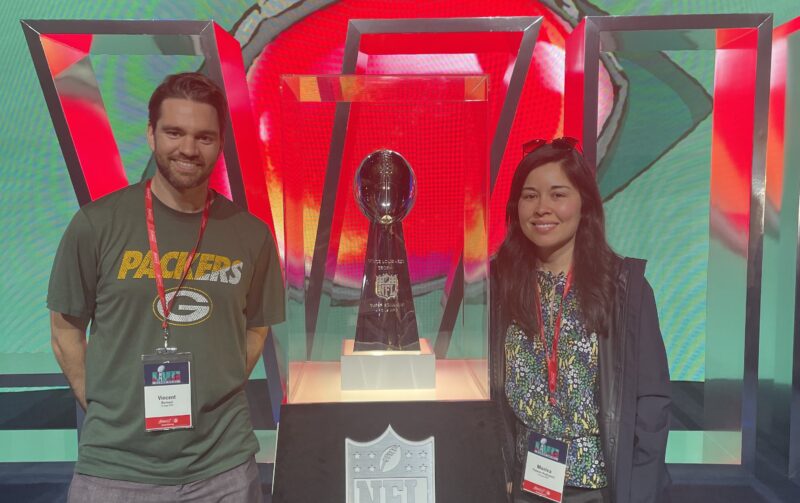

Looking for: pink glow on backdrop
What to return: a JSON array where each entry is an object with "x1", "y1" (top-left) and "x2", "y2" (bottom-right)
[{"x1": 247, "y1": 0, "x2": 616, "y2": 284}]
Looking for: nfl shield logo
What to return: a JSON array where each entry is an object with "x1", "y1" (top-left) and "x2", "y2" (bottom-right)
[
  {"x1": 375, "y1": 273, "x2": 399, "y2": 300},
  {"x1": 345, "y1": 425, "x2": 435, "y2": 503}
]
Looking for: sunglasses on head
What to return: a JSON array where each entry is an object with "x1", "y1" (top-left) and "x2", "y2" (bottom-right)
[{"x1": 522, "y1": 136, "x2": 583, "y2": 156}]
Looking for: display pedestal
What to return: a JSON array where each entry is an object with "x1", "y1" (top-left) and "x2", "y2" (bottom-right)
[
  {"x1": 272, "y1": 401, "x2": 509, "y2": 503},
  {"x1": 341, "y1": 339, "x2": 435, "y2": 390}
]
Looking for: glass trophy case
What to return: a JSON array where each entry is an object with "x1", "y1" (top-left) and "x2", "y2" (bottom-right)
[{"x1": 279, "y1": 74, "x2": 489, "y2": 403}]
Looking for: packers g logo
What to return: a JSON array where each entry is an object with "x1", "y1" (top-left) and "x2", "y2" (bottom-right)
[{"x1": 152, "y1": 286, "x2": 213, "y2": 326}]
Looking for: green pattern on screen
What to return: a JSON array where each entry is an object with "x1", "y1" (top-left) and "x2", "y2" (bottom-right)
[{"x1": 604, "y1": 49, "x2": 715, "y2": 381}]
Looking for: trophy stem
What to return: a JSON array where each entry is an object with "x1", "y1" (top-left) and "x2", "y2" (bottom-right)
[{"x1": 354, "y1": 222, "x2": 420, "y2": 351}]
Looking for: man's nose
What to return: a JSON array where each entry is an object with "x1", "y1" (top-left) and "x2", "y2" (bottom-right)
[{"x1": 179, "y1": 136, "x2": 199, "y2": 157}]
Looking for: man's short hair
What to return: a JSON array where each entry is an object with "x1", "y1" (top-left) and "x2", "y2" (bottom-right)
[{"x1": 148, "y1": 72, "x2": 228, "y2": 133}]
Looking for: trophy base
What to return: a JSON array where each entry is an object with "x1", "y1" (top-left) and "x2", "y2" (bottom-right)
[
  {"x1": 353, "y1": 339, "x2": 421, "y2": 351},
  {"x1": 340, "y1": 338, "x2": 435, "y2": 390}
]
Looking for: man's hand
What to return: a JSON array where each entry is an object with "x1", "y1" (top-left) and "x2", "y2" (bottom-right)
[
  {"x1": 245, "y1": 326, "x2": 270, "y2": 378},
  {"x1": 50, "y1": 311, "x2": 89, "y2": 410}
]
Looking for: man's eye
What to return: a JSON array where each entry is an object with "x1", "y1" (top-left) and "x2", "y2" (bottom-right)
[{"x1": 165, "y1": 130, "x2": 180, "y2": 138}]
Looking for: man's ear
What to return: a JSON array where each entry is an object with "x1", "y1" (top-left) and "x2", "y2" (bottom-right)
[{"x1": 146, "y1": 123, "x2": 155, "y2": 152}]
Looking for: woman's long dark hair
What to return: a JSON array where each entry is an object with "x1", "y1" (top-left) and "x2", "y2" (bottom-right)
[{"x1": 495, "y1": 141, "x2": 618, "y2": 337}]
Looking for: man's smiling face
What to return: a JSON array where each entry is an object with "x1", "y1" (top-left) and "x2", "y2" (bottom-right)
[{"x1": 147, "y1": 97, "x2": 222, "y2": 191}]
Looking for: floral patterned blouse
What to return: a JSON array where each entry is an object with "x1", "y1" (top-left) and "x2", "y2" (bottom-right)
[{"x1": 504, "y1": 269, "x2": 608, "y2": 488}]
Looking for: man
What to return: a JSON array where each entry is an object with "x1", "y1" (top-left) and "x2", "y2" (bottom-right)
[{"x1": 48, "y1": 72, "x2": 284, "y2": 502}]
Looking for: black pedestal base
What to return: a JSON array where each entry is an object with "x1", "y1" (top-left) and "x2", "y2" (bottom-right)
[{"x1": 273, "y1": 400, "x2": 509, "y2": 502}]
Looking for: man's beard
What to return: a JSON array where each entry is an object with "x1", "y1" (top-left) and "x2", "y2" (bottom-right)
[{"x1": 156, "y1": 156, "x2": 213, "y2": 191}]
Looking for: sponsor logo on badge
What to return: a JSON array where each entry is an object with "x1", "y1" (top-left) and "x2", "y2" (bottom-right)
[
  {"x1": 152, "y1": 286, "x2": 213, "y2": 326},
  {"x1": 346, "y1": 425, "x2": 435, "y2": 503},
  {"x1": 151, "y1": 364, "x2": 182, "y2": 385},
  {"x1": 533, "y1": 438, "x2": 560, "y2": 461},
  {"x1": 375, "y1": 274, "x2": 399, "y2": 300}
]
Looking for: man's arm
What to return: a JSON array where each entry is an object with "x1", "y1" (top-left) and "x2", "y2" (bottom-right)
[
  {"x1": 50, "y1": 311, "x2": 89, "y2": 410},
  {"x1": 245, "y1": 326, "x2": 269, "y2": 378}
]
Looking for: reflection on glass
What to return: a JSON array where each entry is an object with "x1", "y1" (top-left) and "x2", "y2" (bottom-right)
[{"x1": 279, "y1": 75, "x2": 489, "y2": 403}]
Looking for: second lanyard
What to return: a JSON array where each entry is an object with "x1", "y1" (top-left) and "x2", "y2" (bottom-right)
[{"x1": 533, "y1": 268, "x2": 573, "y2": 406}]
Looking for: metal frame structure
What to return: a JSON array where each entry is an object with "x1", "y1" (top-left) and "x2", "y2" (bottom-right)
[
  {"x1": 20, "y1": 19, "x2": 272, "y2": 226},
  {"x1": 771, "y1": 16, "x2": 800, "y2": 486},
  {"x1": 18, "y1": 18, "x2": 283, "y2": 430},
  {"x1": 565, "y1": 13, "x2": 773, "y2": 473},
  {"x1": 304, "y1": 16, "x2": 542, "y2": 359}
]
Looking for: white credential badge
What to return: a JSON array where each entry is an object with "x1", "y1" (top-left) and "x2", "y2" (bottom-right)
[
  {"x1": 346, "y1": 425, "x2": 435, "y2": 503},
  {"x1": 522, "y1": 433, "x2": 568, "y2": 502},
  {"x1": 142, "y1": 358, "x2": 192, "y2": 431}
]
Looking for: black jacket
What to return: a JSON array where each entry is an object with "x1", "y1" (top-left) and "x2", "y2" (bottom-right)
[{"x1": 490, "y1": 257, "x2": 671, "y2": 503}]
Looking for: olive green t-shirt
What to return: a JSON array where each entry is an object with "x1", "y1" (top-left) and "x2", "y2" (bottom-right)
[{"x1": 47, "y1": 182, "x2": 285, "y2": 484}]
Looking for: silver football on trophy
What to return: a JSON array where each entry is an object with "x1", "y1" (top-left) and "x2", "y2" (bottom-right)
[{"x1": 354, "y1": 149, "x2": 416, "y2": 225}]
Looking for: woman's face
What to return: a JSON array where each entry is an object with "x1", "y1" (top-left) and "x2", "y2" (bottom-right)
[{"x1": 517, "y1": 161, "x2": 582, "y2": 260}]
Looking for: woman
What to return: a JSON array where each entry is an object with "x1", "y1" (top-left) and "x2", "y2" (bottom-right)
[{"x1": 490, "y1": 138, "x2": 671, "y2": 503}]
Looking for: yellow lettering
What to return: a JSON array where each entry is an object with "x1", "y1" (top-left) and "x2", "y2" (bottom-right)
[
  {"x1": 194, "y1": 253, "x2": 216, "y2": 279},
  {"x1": 133, "y1": 251, "x2": 154, "y2": 279},
  {"x1": 117, "y1": 250, "x2": 143, "y2": 279},
  {"x1": 209, "y1": 255, "x2": 232, "y2": 283},
  {"x1": 173, "y1": 252, "x2": 189, "y2": 279},
  {"x1": 185, "y1": 253, "x2": 200, "y2": 280},
  {"x1": 160, "y1": 251, "x2": 180, "y2": 279}
]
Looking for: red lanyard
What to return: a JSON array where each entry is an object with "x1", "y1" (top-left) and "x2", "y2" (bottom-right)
[
  {"x1": 145, "y1": 179, "x2": 211, "y2": 348},
  {"x1": 533, "y1": 268, "x2": 573, "y2": 406}
]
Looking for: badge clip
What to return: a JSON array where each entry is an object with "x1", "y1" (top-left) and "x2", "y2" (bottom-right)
[{"x1": 156, "y1": 326, "x2": 177, "y2": 355}]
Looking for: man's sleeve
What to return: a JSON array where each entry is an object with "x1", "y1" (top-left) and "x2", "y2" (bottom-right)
[
  {"x1": 47, "y1": 209, "x2": 98, "y2": 320},
  {"x1": 245, "y1": 231, "x2": 285, "y2": 328}
]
